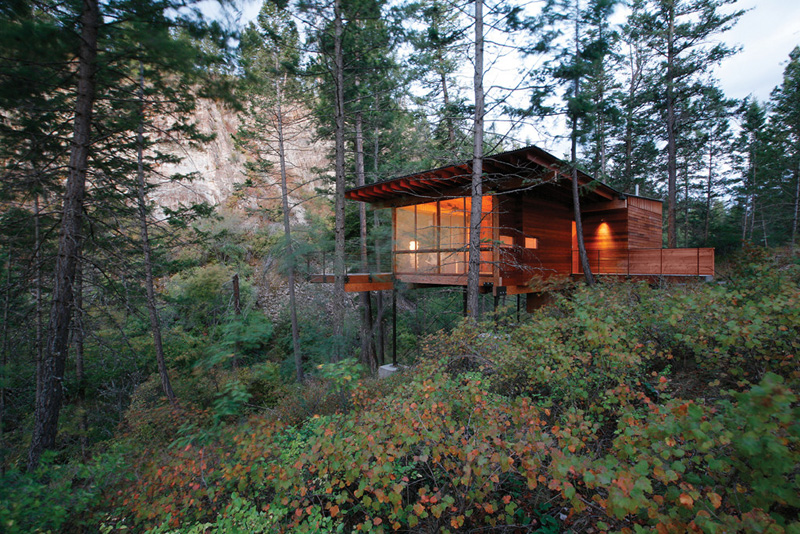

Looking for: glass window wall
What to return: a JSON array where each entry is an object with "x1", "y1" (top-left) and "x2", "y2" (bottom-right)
[{"x1": 394, "y1": 197, "x2": 494, "y2": 275}]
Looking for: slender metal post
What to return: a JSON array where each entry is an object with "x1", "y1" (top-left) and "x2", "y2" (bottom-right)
[{"x1": 392, "y1": 287, "x2": 397, "y2": 366}]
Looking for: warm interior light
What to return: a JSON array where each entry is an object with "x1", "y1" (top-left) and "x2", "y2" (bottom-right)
[
  {"x1": 597, "y1": 222, "x2": 612, "y2": 248},
  {"x1": 525, "y1": 237, "x2": 538, "y2": 249},
  {"x1": 409, "y1": 240, "x2": 418, "y2": 251}
]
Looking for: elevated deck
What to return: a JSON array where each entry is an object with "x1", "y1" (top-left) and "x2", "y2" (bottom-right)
[
  {"x1": 308, "y1": 248, "x2": 714, "y2": 293},
  {"x1": 308, "y1": 272, "x2": 394, "y2": 292},
  {"x1": 572, "y1": 247, "x2": 714, "y2": 277}
]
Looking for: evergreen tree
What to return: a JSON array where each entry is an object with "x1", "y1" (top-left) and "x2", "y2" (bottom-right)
[
  {"x1": 237, "y1": 1, "x2": 306, "y2": 382},
  {"x1": 733, "y1": 97, "x2": 767, "y2": 243},
  {"x1": 606, "y1": 17, "x2": 659, "y2": 195},
  {"x1": 629, "y1": 0, "x2": 743, "y2": 247},
  {"x1": 770, "y1": 46, "x2": 800, "y2": 253},
  {"x1": 0, "y1": 0, "x2": 237, "y2": 469},
  {"x1": 406, "y1": 0, "x2": 472, "y2": 161}
]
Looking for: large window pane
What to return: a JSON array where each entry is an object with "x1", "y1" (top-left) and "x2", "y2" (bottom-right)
[
  {"x1": 417, "y1": 252, "x2": 438, "y2": 273},
  {"x1": 396, "y1": 252, "x2": 415, "y2": 273},
  {"x1": 440, "y1": 198, "x2": 467, "y2": 249},
  {"x1": 396, "y1": 206, "x2": 415, "y2": 251},
  {"x1": 394, "y1": 197, "x2": 494, "y2": 275},
  {"x1": 440, "y1": 251, "x2": 466, "y2": 274},
  {"x1": 416, "y1": 202, "x2": 437, "y2": 250}
]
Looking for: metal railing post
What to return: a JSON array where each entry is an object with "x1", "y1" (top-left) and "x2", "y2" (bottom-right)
[{"x1": 392, "y1": 287, "x2": 397, "y2": 366}]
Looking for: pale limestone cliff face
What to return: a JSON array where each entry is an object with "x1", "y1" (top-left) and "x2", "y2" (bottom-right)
[{"x1": 150, "y1": 98, "x2": 331, "y2": 224}]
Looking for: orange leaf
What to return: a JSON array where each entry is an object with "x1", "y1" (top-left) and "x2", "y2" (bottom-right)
[
  {"x1": 708, "y1": 492, "x2": 722, "y2": 509},
  {"x1": 330, "y1": 505, "x2": 339, "y2": 518},
  {"x1": 679, "y1": 493, "x2": 694, "y2": 508}
]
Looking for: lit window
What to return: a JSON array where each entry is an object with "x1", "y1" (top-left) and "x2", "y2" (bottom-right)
[{"x1": 525, "y1": 237, "x2": 538, "y2": 249}]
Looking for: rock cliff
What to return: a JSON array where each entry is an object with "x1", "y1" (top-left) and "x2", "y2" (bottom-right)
[{"x1": 150, "y1": 98, "x2": 331, "y2": 224}]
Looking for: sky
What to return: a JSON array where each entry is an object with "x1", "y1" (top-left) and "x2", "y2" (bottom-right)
[{"x1": 716, "y1": 0, "x2": 800, "y2": 102}]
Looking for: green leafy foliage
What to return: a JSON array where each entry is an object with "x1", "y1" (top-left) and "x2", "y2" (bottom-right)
[{"x1": 6, "y1": 250, "x2": 799, "y2": 533}]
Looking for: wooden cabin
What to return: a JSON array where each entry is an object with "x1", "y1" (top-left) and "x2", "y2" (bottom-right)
[{"x1": 319, "y1": 145, "x2": 713, "y2": 300}]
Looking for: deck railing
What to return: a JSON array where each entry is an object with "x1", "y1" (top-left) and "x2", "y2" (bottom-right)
[
  {"x1": 572, "y1": 248, "x2": 714, "y2": 277},
  {"x1": 304, "y1": 249, "x2": 391, "y2": 278}
]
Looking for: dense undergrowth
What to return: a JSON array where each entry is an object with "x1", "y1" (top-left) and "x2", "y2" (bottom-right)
[{"x1": 2, "y1": 248, "x2": 799, "y2": 533}]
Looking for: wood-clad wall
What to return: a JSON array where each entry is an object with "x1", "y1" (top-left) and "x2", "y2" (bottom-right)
[
  {"x1": 581, "y1": 210, "x2": 628, "y2": 252},
  {"x1": 520, "y1": 194, "x2": 573, "y2": 276},
  {"x1": 627, "y1": 197, "x2": 663, "y2": 249}
]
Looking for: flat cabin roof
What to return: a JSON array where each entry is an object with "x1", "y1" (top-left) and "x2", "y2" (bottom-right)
[{"x1": 345, "y1": 145, "x2": 656, "y2": 208}]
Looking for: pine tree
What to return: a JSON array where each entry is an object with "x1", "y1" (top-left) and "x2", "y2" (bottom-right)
[
  {"x1": 406, "y1": 0, "x2": 471, "y2": 161},
  {"x1": 237, "y1": 1, "x2": 306, "y2": 382},
  {"x1": 6, "y1": 0, "x2": 236, "y2": 469},
  {"x1": 466, "y1": 0, "x2": 485, "y2": 317},
  {"x1": 770, "y1": 46, "x2": 800, "y2": 253},
  {"x1": 630, "y1": 0, "x2": 743, "y2": 247}
]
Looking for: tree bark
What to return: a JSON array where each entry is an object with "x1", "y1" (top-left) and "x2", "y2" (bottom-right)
[
  {"x1": 683, "y1": 161, "x2": 689, "y2": 246},
  {"x1": 466, "y1": 0, "x2": 484, "y2": 319},
  {"x1": 440, "y1": 69, "x2": 456, "y2": 150},
  {"x1": 704, "y1": 140, "x2": 713, "y2": 245},
  {"x1": 355, "y1": 110, "x2": 376, "y2": 371},
  {"x1": 666, "y1": 3, "x2": 677, "y2": 248},
  {"x1": 1, "y1": 248, "x2": 10, "y2": 476},
  {"x1": 73, "y1": 259, "x2": 88, "y2": 459},
  {"x1": 572, "y1": 0, "x2": 594, "y2": 286},
  {"x1": 34, "y1": 195, "x2": 44, "y2": 406},
  {"x1": 28, "y1": 0, "x2": 99, "y2": 471},
  {"x1": 332, "y1": 0, "x2": 347, "y2": 360},
  {"x1": 372, "y1": 103, "x2": 385, "y2": 365},
  {"x1": 136, "y1": 62, "x2": 176, "y2": 406},
  {"x1": 792, "y1": 165, "x2": 799, "y2": 255},
  {"x1": 275, "y1": 70, "x2": 304, "y2": 383},
  {"x1": 232, "y1": 273, "x2": 241, "y2": 316}
]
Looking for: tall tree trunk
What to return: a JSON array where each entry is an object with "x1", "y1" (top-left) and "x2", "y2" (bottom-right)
[
  {"x1": 742, "y1": 146, "x2": 754, "y2": 242},
  {"x1": 73, "y1": 259, "x2": 88, "y2": 459},
  {"x1": 355, "y1": 110, "x2": 376, "y2": 371},
  {"x1": 332, "y1": 0, "x2": 347, "y2": 360},
  {"x1": 136, "y1": 63, "x2": 176, "y2": 406},
  {"x1": 466, "y1": 0, "x2": 484, "y2": 319},
  {"x1": 666, "y1": 4, "x2": 677, "y2": 248},
  {"x1": 792, "y1": 165, "x2": 799, "y2": 255},
  {"x1": 704, "y1": 140, "x2": 713, "y2": 245},
  {"x1": 28, "y1": 0, "x2": 99, "y2": 471},
  {"x1": 276, "y1": 71, "x2": 304, "y2": 383},
  {"x1": 683, "y1": 162, "x2": 689, "y2": 246},
  {"x1": 571, "y1": 1, "x2": 594, "y2": 286},
  {"x1": 232, "y1": 273, "x2": 241, "y2": 316},
  {"x1": 372, "y1": 105, "x2": 385, "y2": 365},
  {"x1": 1, "y1": 248, "x2": 10, "y2": 476},
  {"x1": 34, "y1": 195, "x2": 44, "y2": 405},
  {"x1": 440, "y1": 68, "x2": 456, "y2": 150}
]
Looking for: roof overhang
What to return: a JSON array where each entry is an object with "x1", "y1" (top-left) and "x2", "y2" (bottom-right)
[{"x1": 345, "y1": 145, "x2": 623, "y2": 207}]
